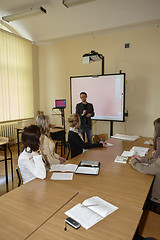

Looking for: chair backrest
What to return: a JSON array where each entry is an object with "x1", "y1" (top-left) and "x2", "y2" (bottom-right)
[
  {"x1": 66, "y1": 142, "x2": 71, "y2": 160},
  {"x1": 93, "y1": 134, "x2": 105, "y2": 144},
  {"x1": 16, "y1": 167, "x2": 23, "y2": 187}
]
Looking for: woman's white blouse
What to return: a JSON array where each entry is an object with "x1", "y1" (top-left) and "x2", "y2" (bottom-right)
[{"x1": 18, "y1": 149, "x2": 46, "y2": 184}]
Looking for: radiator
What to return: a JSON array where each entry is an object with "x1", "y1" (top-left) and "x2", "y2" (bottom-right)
[{"x1": 0, "y1": 122, "x2": 18, "y2": 141}]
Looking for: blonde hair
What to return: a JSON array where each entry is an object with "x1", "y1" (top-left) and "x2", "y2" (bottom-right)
[
  {"x1": 36, "y1": 115, "x2": 50, "y2": 137},
  {"x1": 68, "y1": 113, "x2": 80, "y2": 127}
]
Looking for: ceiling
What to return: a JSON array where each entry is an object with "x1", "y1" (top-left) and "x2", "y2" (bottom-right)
[{"x1": 0, "y1": 0, "x2": 160, "y2": 45}]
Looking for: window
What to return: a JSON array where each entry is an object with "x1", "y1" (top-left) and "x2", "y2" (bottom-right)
[{"x1": 0, "y1": 29, "x2": 34, "y2": 121}]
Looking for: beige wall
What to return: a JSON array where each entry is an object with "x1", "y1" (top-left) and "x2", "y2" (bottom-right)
[{"x1": 38, "y1": 25, "x2": 160, "y2": 138}]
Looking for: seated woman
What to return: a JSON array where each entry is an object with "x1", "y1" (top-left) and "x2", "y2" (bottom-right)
[
  {"x1": 130, "y1": 118, "x2": 160, "y2": 204},
  {"x1": 18, "y1": 125, "x2": 46, "y2": 184},
  {"x1": 151, "y1": 118, "x2": 160, "y2": 158},
  {"x1": 68, "y1": 113, "x2": 107, "y2": 158},
  {"x1": 36, "y1": 114, "x2": 66, "y2": 167}
]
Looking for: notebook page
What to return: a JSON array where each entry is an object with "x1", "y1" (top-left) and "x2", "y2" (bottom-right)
[
  {"x1": 50, "y1": 164, "x2": 78, "y2": 172},
  {"x1": 114, "y1": 156, "x2": 128, "y2": 164},
  {"x1": 76, "y1": 167, "x2": 99, "y2": 174},
  {"x1": 82, "y1": 196, "x2": 118, "y2": 218},
  {"x1": 51, "y1": 173, "x2": 73, "y2": 180},
  {"x1": 65, "y1": 203, "x2": 102, "y2": 229},
  {"x1": 121, "y1": 150, "x2": 134, "y2": 157}
]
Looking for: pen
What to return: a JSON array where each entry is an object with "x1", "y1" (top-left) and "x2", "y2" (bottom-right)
[{"x1": 82, "y1": 204, "x2": 99, "y2": 207}]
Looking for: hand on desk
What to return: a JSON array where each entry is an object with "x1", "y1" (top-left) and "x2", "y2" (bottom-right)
[
  {"x1": 130, "y1": 155, "x2": 142, "y2": 162},
  {"x1": 59, "y1": 157, "x2": 66, "y2": 164},
  {"x1": 102, "y1": 141, "x2": 108, "y2": 148},
  {"x1": 149, "y1": 139, "x2": 154, "y2": 145}
]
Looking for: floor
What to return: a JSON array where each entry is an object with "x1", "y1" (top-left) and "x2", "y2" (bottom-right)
[
  {"x1": 0, "y1": 143, "x2": 19, "y2": 196},
  {"x1": 0, "y1": 142, "x2": 67, "y2": 196}
]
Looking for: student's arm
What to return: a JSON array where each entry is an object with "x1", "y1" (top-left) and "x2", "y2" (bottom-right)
[
  {"x1": 73, "y1": 133, "x2": 103, "y2": 150},
  {"x1": 140, "y1": 156, "x2": 157, "y2": 164},
  {"x1": 76, "y1": 104, "x2": 80, "y2": 115},
  {"x1": 130, "y1": 158, "x2": 160, "y2": 175},
  {"x1": 90, "y1": 103, "x2": 95, "y2": 117},
  {"x1": 26, "y1": 154, "x2": 46, "y2": 179},
  {"x1": 87, "y1": 103, "x2": 95, "y2": 117}
]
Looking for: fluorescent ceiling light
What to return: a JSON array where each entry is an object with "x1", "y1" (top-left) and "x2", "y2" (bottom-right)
[
  {"x1": 2, "y1": 6, "x2": 46, "y2": 23},
  {"x1": 62, "y1": 0, "x2": 96, "y2": 8}
]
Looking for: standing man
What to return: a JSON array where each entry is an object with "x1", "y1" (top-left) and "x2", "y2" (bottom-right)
[{"x1": 76, "y1": 92, "x2": 94, "y2": 144}]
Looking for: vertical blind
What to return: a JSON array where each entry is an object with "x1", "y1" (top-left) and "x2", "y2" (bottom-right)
[{"x1": 0, "y1": 29, "x2": 34, "y2": 121}]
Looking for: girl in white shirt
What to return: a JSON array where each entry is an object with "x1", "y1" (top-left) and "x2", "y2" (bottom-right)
[{"x1": 18, "y1": 125, "x2": 46, "y2": 184}]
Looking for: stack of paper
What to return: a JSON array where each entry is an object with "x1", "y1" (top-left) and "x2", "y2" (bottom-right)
[
  {"x1": 65, "y1": 196, "x2": 118, "y2": 229},
  {"x1": 114, "y1": 156, "x2": 128, "y2": 164},
  {"x1": 50, "y1": 164, "x2": 78, "y2": 172},
  {"x1": 111, "y1": 134, "x2": 140, "y2": 141}
]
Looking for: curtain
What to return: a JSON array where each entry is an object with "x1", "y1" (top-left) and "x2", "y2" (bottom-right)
[{"x1": 0, "y1": 29, "x2": 34, "y2": 121}]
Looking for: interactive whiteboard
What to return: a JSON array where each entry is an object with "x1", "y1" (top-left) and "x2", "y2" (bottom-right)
[{"x1": 70, "y1": 73, "x2": 125, "y2": 121}]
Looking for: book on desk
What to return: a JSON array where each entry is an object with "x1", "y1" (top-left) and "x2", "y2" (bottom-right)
[{"x1": 75, "y1": 160, "x2": 100, "y2": 175}]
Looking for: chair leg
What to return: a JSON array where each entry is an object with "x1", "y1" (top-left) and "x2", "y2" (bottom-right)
[{"x1": 8, "y1": 146, "x2": 13, "y2": 181}]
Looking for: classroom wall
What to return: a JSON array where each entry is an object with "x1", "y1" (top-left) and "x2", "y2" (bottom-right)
[{"x1": 38, "y1": 24, "x2": 160, "y2": 138}]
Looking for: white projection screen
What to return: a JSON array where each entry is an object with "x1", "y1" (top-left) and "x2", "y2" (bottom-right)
[{"x1": 70, "y1": 73, "x2": 125, "y2": 121}]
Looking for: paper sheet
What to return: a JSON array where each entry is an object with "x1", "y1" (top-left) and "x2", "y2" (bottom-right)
[
  {"x1": 121, "y1": 150, "x2": 134, "y2": 157},
  {"x1": 111, "y1": 134, "x2": 140, "y2": 141},
  {"x1": 114, "y1": 156, "x2": 128, "y2": 164},
  {"x1": 107, "y1": 143, "x2": 113, "y2": 147},
  {"x1": 50, "y1": 173, "x2": 73, "y2": 180}
]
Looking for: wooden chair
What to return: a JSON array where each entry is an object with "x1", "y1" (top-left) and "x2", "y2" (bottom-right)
[
  {"x1": 139, "y1": 210, "x2": 160, "y2": 239},
  {"x1": 66, "y1": 142, "x2": 71, "y2": 160},
  {"x1": 16, "y1": 167, "x2": 23, "y2": 187},
  {"x1": 147, "y1": 199, "x2": 160, "y2": 214}
]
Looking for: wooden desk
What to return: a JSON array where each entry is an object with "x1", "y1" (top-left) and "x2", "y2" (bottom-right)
[
  {"x1": 0, "y1": 137, "x2": 13, "y2": 185},
  {"x1": 0, "y1": 179, "x2": 79, "y2": 240},
  {"x1": 47, "y1": 137, "x2": 154, "y2": 209},
  {"x1": 27, "y1": 192, "x2": 142, "y2": 240}
]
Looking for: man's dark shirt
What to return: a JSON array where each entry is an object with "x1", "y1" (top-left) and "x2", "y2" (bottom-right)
[{"x1": 76, "y1": 102, "x2": 94, "y2": 130}]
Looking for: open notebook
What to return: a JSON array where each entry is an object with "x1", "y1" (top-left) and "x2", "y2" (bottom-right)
[
  {"x1": 75, "y1": 161, "x2": 100, "y2": 175},
  {"x1": 65, "y1": 196, "x2": 118, "y2": 229}
]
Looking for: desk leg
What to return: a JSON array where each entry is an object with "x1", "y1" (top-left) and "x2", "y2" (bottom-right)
[{"x1": 4, "y1": 144, "x2": 8, "y2": 185}]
